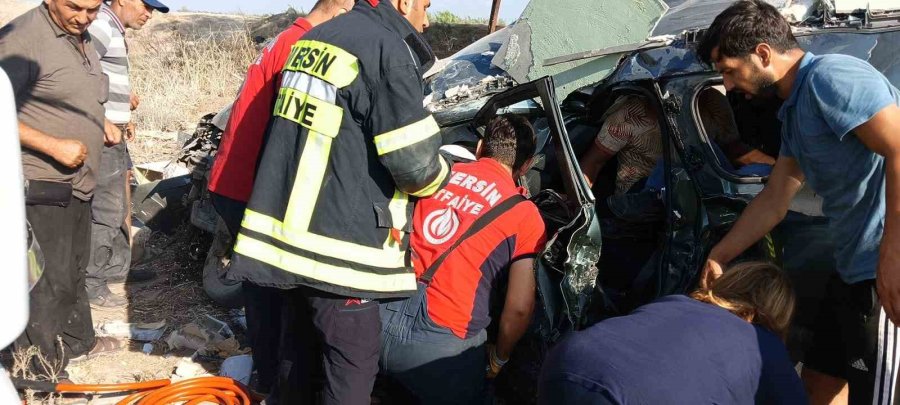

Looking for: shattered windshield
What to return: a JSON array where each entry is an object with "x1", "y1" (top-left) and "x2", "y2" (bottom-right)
[{"x1": 427, "y1": 28, "x2": 512, "y2": 105}]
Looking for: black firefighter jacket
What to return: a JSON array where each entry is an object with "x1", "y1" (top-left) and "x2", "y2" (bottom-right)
[{"x1": 230, "y1": 0, "x2": 451, "y2": 298}]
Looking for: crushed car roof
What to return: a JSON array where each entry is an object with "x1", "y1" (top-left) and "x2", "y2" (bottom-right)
[{"x1": 427, "y1": 0, "x2": 900, "y2": 117}]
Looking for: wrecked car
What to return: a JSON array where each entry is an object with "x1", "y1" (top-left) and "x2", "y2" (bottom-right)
[
  {"x1": 422, "y1": 0, "x2": 900, "y2": 399},
  {"x1": 140, "y1": 0, "x2": 900, "y2": 400}
]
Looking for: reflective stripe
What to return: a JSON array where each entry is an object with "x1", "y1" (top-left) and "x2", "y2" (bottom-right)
[
  {"x1": 234, "y1": 235, "x2": 416, "y2": 293},
  {"x1": 241, "y1": 210, "x2": 406, "y2": 269},
  {"x1": 373, "y1": 116, "x2": 440, "y2": 156},
  {"x1": 409, "y1": 156, "x2": 449, "y2": 197},
  {"x1": 273, "y1": 88, "x2": 343, "y2": 138},
  {"x1": 384, "y1": 190, "x2": 409, "y2": 248},
  {"x1": 281, "y1": 71, "x2": 338, "y2": 103},
  {"x1": 284, "y1": 40, "x2": 359, "y2": 88},
  {"x1": 388, "y1": 190, "x2": 409, "y2": 231},
  {"x1": 283, "y1": 130, "x2": 333, "y2": 231}
]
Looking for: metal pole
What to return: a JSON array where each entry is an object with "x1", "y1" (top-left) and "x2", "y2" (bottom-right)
[{"x1": 488, "y1": 0, "x2": 502, "y2": 34}]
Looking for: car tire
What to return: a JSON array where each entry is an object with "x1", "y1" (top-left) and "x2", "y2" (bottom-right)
[{"x1": 202, "y1": 221, "x2": 244, "y2": 308}]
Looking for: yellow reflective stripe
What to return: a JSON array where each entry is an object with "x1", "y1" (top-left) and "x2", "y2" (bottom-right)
[
  {"x1": 234, "y1": 235, "x2": 416, "y2": 293},
  {"x1": 282, "y1": 130, "x2": 333, "y2": 231},
  {"x1": 388, "y1": 190, "x2": 409, "y2": 231},
  {"x1": 373, "y1": 116, "x2": 440, "y2": 156},
  {"x1": 384, "y1": 190, "x2": 409, "y2": 248},
  {"x1": 242, "y1": 210, "x2": 406, "y2": 269},
  {"x1": 409, "y1": 157, "x2": 449, "y2": 197},
  {"x1": 284, "y1": 40, "x2": 359, "y2": 88},
  {"x1": 273, "y1": 88, "x2": 343, "y2": 138}
]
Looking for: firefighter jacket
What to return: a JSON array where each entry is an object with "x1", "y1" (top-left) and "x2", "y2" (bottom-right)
[{"x1": 229, "y1": 0, "x2": 451, "y2": 299}]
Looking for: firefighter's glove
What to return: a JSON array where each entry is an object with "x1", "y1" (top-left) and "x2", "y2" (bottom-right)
[{"x1": 486, "y1": 345, "x2": 508, "y2": 379}]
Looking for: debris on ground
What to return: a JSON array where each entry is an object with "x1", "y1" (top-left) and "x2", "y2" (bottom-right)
[
  {"x1": 94, "y1": 320, "x2": 167, "y2": 342},
  {"x1": 174, "y1": 358, "x2": 211, "y2": 379},
  {"x1": 219, "y1": 355, "x2": 253, "y2": 385}
]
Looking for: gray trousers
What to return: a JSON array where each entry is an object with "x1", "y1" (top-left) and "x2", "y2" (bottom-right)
[{"x1": 85, "y1": 139, "x2": 132, "y2": 299}]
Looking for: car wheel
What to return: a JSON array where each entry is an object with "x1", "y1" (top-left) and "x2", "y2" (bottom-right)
[{"x1": 202, "y1": 221, "x2": 244, "y2": 308}]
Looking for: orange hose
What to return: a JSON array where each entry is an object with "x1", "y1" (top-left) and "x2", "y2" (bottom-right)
[
  {"x1": 56, "y1": 379, "x2": 170, "y2": 393},
  {"x1": 138, "y1": 377, "x2": 250, "y2": 405},
  {"x1": 53, "y1": 376, "x2": 257, "y2": 405}
]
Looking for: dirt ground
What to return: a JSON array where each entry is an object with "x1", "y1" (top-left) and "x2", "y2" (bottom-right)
[{"x1": 4, "y1": 132, "x2": 243, "y2": 404}]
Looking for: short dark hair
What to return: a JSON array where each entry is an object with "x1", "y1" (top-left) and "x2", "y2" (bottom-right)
[
  {"x1": 311, "y1": 0, "x2": 351, "y2": 12},
  {"x1": 481, "y1": 114, "x2": 536, "y2": 173},
  {"x1": 697, "y1": 0, "x2": 799, "y2": 65}
]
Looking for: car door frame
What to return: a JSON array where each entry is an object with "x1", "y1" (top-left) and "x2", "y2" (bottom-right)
[{"x1": 471, "y1": 76, "x2": 602, "y2": 337}]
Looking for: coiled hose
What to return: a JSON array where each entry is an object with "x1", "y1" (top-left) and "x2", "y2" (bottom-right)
[{"x1": 13, "y1": 376, "x2": 263, "y2": 404}]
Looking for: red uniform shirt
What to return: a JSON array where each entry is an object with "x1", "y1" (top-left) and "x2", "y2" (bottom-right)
[
  {"x1": 411, "y1": 158, "x2": 546, "y2": 339},
  {"x1": 208, "y1": 18, "x2": 312, "y2": 202}
]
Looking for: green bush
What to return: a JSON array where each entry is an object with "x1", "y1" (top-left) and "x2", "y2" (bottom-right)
[{"x1": 428, "y1": 10, "x2": 496, "y2": 25}]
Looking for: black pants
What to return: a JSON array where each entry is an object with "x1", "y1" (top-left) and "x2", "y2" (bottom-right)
[
  {"x1": 15, "y1": 199, "x2": 95, "y2": 374},
  {"x1": 243, "y1": 282, "x2": 286, "y2": 393},
  {"x1": 291, "y1": 286, "x2": 382, "y2": 405},
  {"x1": 211, "y1": 193, "x2": 288, "y2": 394},
  {"x1": 86, "y1": 140, "x2": 131, "y2": 299}
]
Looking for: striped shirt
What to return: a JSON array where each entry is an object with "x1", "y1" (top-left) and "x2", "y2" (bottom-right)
[{"x1": 88, "y1": 5, "x2": 130, "y2": 124}]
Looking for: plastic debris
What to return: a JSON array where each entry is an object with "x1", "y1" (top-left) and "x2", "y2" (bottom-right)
[
  {"x1": 165, "y1": 324, "x2": 210, "y2": 353},
  {"x1": 200, "y1": 315, "x2": 234, "y2": 339},
  {"x1": 174, "y1": 358, "x2": 208, "y2": 378},
  {"x1": 95, "y1": 320, "x2": 167, "y2": 342},
  {"x1": 219, "y1": 355, "x2": 253, "y2": 385}
]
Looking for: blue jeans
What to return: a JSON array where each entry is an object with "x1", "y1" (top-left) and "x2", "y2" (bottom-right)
[{"x1": 379, "y1": 283, "x2": 488, "y2": 404}]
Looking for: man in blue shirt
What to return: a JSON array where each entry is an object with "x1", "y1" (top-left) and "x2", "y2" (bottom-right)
[{"x1": 698, "y1": 1, "x2": 900, "y2": 404}]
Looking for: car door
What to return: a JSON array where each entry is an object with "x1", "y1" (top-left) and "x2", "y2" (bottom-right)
[
  {"x1": 655, "y1": 75, "x2": 775, "y2": 297},
  {"x1": 469, "y1": 76, "x2": 602, "y2": 337}
]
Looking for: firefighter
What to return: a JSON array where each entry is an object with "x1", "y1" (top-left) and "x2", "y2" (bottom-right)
[
  {"x1": 206, "y1": 0, "x2": 353, "y2": 397},
  {"x1": 227, "y1": 0, "x2": 449, "y2": 403}
]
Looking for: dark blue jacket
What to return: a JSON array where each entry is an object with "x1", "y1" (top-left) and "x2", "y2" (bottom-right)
[{"x1": 538, "y1": 295, "x2": 807, "y2": 405}]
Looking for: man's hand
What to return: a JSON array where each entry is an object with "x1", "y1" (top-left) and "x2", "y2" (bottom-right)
[
  {"x1": 701, "y1": 258, "x2": 725, "y2": 289},
  {"x1": 877, "y1": 243, "x2": 900, "y2": 325},
  {"x1": 51, "y1": 138, "x2": 88, "y2": 168},
  {"x1": 104, "y1": 119, "x2": 123, "y2": 145},
  {"x1": 130, "y1": 92, "x2": 140, "y2": 111},
  {"x1": 126, "y1": 122, "x2": 136, "y2": 141},
  {"x1": 486, "y1": 344, "x2": 506, "y2": 379}
]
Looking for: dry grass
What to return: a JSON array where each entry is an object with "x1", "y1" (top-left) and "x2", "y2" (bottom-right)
[
  {"x1": 0, "y1": 2, "x2": 489, "y2": 138},
  {"x1": 129, "y1": 15, "x2": 258, "y2": 133}
]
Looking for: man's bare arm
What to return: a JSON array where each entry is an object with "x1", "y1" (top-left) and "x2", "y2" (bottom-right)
[
  {"x1": 496, "y1": 258, "x2": 536, "y2": 361},
  {"x1": 854, "y1": 104, "x2": 900, "y2": 325},
  {"x1": 730, "y1": 146, "x2": 777, "y2": 166},
  {"x1": 579, "y1": 144, "x2": 615, "y2": 188},
  {"x1": 18, "y1": 122, "x2": 86, "y2": 169},
  {"x1": 703, "y1": 155, "x2": 805, "y2": 286}
]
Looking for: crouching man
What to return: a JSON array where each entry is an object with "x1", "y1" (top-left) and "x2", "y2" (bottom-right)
[{"x1": 379, "y1": 114, "x2": 547, "y2": 404}]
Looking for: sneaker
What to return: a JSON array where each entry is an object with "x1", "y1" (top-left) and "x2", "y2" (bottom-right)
[
  {"x1": 89, "y1": 292, "x2": 127, "y2": 309},
  {"x1": 69, "y1": 337, "x2": 124, "y2": 363}
]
